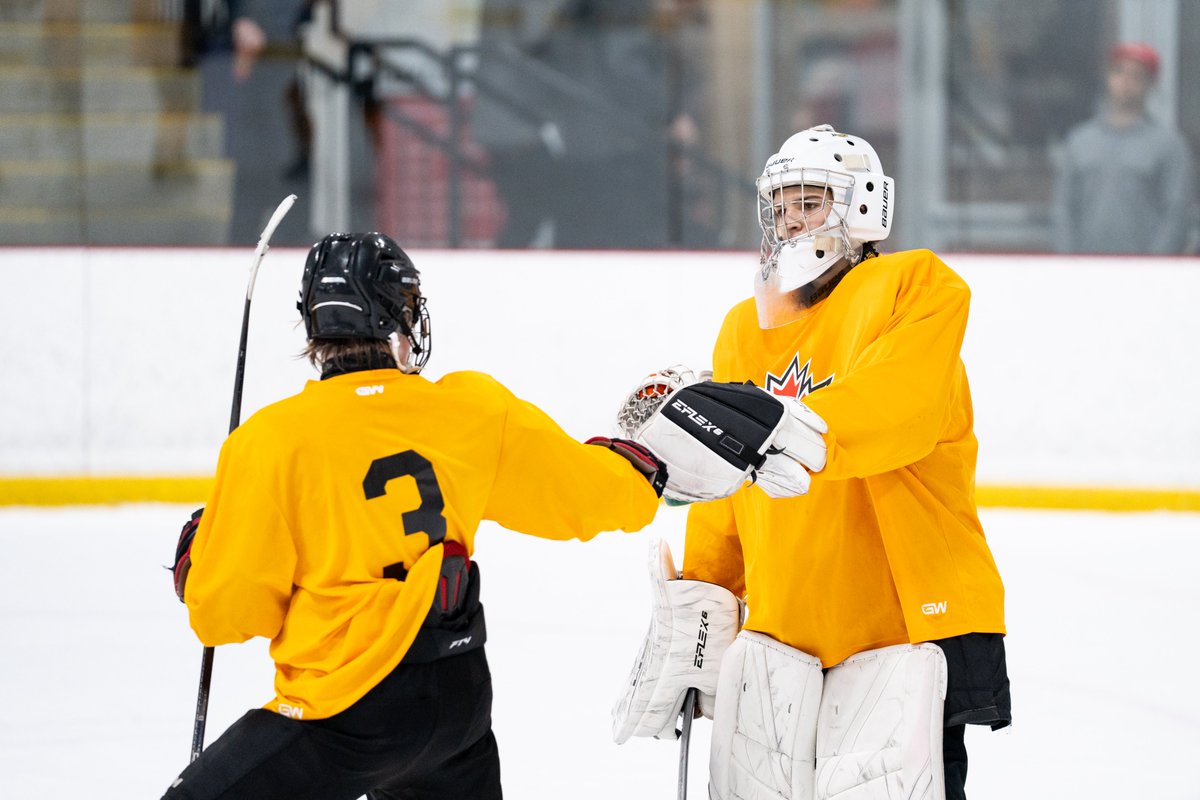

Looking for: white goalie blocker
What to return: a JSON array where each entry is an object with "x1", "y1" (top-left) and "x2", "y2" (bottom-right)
[
  {"x1": 710, "y1": 633, "x2": 948, "y2": 800},
  {"x1": 613, "y1": 365, "x2": 828, "y2": 505},
  {"x1": 612, "y1": 539, "x2": 744, "y2": 743}
]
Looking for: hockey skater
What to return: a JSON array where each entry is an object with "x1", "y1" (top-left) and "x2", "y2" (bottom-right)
[
  {"x1": 164, "y1": 231, "x2": 824, "y2": 799},
  {"x1": 612, "y1": 125, "x2": 1010, "y2": 800}
]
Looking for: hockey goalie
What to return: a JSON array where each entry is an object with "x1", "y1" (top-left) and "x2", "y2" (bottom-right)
[{"x1": 610, "y1": 123, "x2": 1010, "y2": 800}]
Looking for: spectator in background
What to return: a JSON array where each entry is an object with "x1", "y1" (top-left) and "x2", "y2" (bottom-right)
[
  {"x1": 470, "y1": 0, "x2": 563, "y2": 248},
  {"x1": 1053, "y1": 42, "x2": 1196, "y2": 254},
  {"x1": 228, "y1": 1, "x2": 385, "y2": 182},
  {"x1": 175, "y1": 0, "x2": 337, "y2": 244},
  {"x1": 473, "y1": 0, "x2": 712, "y2": 249},
  {"x1": 663, "y1": 0, "x2": 721, "y2": 247}
]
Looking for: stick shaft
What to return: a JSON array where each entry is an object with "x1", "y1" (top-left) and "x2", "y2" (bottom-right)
[
  {"x1": 229, "y1": 297, "x2": 253, "y2": 433},
  {"x1": 678, "y1": 687, "x2": 698, "y2": 800},
  {"x1": 189, "y1": 646, "x2": 214, "y2": 762},
  {"x1": 190, "y1": 194, "x2": 297, "y2": 762}
]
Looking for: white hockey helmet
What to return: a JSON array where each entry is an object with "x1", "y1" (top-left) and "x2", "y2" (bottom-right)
[{"x1": 755, "y1": 124, "x2": 894, "y2": 328}]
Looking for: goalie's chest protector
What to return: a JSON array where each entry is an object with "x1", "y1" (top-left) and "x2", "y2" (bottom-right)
[{"x1": 707, "y1": 249, "x2": 1005, "y2": 667}]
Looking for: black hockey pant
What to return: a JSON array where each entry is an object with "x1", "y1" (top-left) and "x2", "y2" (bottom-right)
[
  {"x1": 934, "y1": 632, "x2": 1012, "y2": 800},
  {"x1": 160, "y1": 646, "x2": 501, "y2": 800}
]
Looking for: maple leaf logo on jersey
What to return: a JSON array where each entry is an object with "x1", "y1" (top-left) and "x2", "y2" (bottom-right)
[{"x1": 764, "y1": 355, "x2": 833, "y2": 399}]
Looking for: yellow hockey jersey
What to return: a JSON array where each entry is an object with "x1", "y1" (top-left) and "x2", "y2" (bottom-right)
[
  {"x1": 682, "y1": 249, "x2": 1005, "y2": 668},
  {"x1": 186, "y1": 368, "x2": 659, "y2": 719}
]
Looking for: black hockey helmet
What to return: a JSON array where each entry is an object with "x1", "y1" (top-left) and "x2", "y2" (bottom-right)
[{"x1": 298, "y1": 232, "x2": 431, "y2": 369}]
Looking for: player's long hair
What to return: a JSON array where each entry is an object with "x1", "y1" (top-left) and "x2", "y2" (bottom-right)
[{"x1": 303, "y1": 338, "x2": 397, "y2": 375}]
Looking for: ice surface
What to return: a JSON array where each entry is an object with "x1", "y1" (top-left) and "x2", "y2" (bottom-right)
[{"x1": 1, "y1": 504, "x2": 1197, "y2": 798}]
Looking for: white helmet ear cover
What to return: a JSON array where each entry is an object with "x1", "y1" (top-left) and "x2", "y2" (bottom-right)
[{"x1": 842, "y1": 171, "x2": 894, "y2": 243}]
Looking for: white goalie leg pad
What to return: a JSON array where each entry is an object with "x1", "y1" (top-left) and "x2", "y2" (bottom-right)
[
  {"x1": 814, "y1": 643, "x2": 948, "y2": 800},
  {"x1": 709, "y1": 631, "x2": 824, "y2": 800},
  {"x1": 612, "y1": 538, "x2": 742, "y2": 743}
]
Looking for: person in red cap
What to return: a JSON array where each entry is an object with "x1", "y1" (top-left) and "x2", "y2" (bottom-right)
[
  {"x1": 1109, "y1": 42, "x2": 1160, "y2": 79},
  {"x1": 1052, "y1": 41, "x2": 1195, "y2": 254}
]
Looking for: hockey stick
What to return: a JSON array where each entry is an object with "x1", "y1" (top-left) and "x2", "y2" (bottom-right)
[
  {"x1": 677, "y1": 687, "x2": 699, "y2": 800},
  {"x1": 190, "y1": 193, "x2": 298, "y2": 763}
]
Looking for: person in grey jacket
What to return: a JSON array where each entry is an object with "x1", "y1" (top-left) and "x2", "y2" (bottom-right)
[{"x1": 1052, "y1": 42, "x2": 1195, "y2": 255}]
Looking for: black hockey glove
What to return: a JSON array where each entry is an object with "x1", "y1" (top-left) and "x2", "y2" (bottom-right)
[
  {"x1": 586, "y1": 437, "x2": 668, "y2": 498},
  {"x1": 173, "y1": 508, "x2": 203, "y2": 603},
  {"x1": 429, "y1": 540, "x2": 473, "y2": 620}
]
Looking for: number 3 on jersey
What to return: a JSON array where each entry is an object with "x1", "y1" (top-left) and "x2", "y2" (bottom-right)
[{"x1": 363, "y1": 451, "x2": 447, "y2": 546}]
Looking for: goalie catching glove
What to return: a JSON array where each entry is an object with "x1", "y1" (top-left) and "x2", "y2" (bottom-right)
[
  {"x1": 626, "y1": 376, "x2": 828, "y2": 504},
  {"x1": 612, "y1": 538, "x2": 743, "y2": 743},
  {"x1": 615, "y1": 364, "x2": 713, "y2": 439}
]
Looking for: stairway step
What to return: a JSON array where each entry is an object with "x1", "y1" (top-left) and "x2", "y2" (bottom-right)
[
  {"x1": 0, "y1": 22, "x2": 182, "y2": 68},
  {"x1": 0, "y1": 206, "x2": 231, "y2": 245},
  {"x1": 0, "y1": 66, "x2": 199, "y2": 112},
  {"x1": 81, "y1": 0, "x2": 178, "y2": 24},
  {"x1": 1, "y1": 0, "x2": 178, "y2": 24},
  {"x1": 0, "y1": 112, "x2": 224, "y2": 160},
  {"x1": 0, "y1": 159, "x2": 234, "y2": 211}
]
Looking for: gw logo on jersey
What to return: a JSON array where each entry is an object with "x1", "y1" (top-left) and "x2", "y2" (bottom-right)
[{"x1": 765, "y1": 355, "x2": 833, "y2": 400}]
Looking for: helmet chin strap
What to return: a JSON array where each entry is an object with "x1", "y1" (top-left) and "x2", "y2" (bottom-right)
[
  {"x1": 813, "y1": 223, "x2": 862, "y2": 267},
  {"x1": 389, "y1": 331, "x2": 418, "y2": 374},
  {"x1": 769, "y1": 220, "x2": 859, "y2": 288}
]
